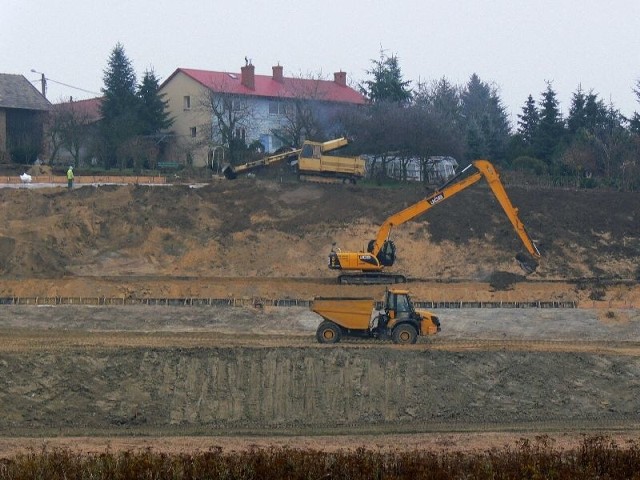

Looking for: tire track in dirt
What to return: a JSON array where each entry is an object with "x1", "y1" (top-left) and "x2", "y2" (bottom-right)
[{"x1": 3, "y1": 329, "x2": 640, "y2": 356}]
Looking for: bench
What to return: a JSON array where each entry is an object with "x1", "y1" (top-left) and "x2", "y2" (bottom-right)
[{"x1": 157, "y1": 161, "x2": 181, "y2": 170}]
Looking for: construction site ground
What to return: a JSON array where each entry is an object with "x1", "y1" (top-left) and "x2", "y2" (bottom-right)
[{"x1": 0, "y1": 174, "x2": 639, "y2": 455}]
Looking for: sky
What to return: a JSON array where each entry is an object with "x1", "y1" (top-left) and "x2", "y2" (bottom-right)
[{"x1": 2, "y1": 0, "x2": 639, "y2": 126}]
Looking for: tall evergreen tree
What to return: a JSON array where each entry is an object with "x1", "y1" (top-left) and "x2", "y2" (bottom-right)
[
  {"x1": 360, "y1": 49, "x2": 412, "y2": 104},
  {"x1": 630, "y1": 79, "x2": 640, "y2": 134},
  {"x1": 100, "y1": 43, "x2": 141, "y2": 168},
  {"x1": 460, "y1": 74, "x2": 510, "y2": 163},
  {"x1": 517, "y1": 94, "x2": 540, "y2": 146},
  {"x1": 533, "y1": 82, "x2": 565, "y2": 166},
  {"x1": 567, "y1": 86, "x2": 607, "y2": 135},
  {"x1": 414, "y1": 77, "x2": 463, "y2": 133},
  {"x1": 567, "y1": 86, "x2": 587, "y2": 135},
  {"x1": 137, "y1": 69, "x2": 173, "y2": 136}
]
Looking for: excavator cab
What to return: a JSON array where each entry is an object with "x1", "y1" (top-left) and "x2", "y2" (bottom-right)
[{"x1": 367, "y1": 240, "x2": 396, "y2": 267}]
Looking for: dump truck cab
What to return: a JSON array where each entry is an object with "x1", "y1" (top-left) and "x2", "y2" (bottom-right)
[
  {"x1": 374, "y1": 289, "x2": 440, "y2": 342},
  {"x1": 312, "y1": 289, "x2": 440, "y2": 345}
]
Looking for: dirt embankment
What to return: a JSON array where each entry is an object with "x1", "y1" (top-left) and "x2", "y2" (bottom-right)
[
  {"x1": 0, "y1": 179, "x2": 637, "y2": 289},
  {"x1": 2, "y1": 304, "x2": 640, "y2": 439}
]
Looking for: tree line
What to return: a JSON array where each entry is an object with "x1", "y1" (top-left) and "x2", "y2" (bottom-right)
[
  {"x1": 345, "y1": 50, "x2": 640, "y2": 190},
  {"x1": 44, "y1": 44, "x2": 640, "y2": 190}
]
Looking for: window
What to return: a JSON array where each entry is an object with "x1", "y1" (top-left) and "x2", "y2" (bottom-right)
[
  {"x1": 269, "y1": 101, "x2": 287, "y2": 115},
  {"x1": 396, "y1": 295, "x2": 410, "y2": 313},
  {"x1": 222, "y1": 99, "x2": 243, "y2": 113},
  {"x1": 190, "y1": 126, "x2": 197, "y2": 138},
  {"x1": 183, "y1": 96, "x2": 191, "y2": 110},
  {"x1": 234, "y1": 127, "x2": 246, "y2": 141}
]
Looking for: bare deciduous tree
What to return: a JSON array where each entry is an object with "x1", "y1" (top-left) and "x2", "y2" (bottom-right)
[
  {"x1": 200, "y1": 84, "x2": 256, "y2": 164},
  {"x1": 47, "y1": 101, "x2": 96, "y2": 167}
]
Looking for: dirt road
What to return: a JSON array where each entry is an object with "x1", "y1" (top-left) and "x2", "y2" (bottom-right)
[{"x1": 1, "y1": 301, "x2": 640, "y2": 456}]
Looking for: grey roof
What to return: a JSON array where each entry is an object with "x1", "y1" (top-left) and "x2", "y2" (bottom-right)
[{"x1": 0, "y1": 73, "x2": 51, "y2": 111}]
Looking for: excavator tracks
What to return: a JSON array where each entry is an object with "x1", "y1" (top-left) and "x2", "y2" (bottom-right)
[{"x1": 338, "y1": 273, "x2": 407, "y2": 285}]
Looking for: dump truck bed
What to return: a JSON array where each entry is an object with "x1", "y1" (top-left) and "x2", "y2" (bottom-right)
[{"x1": 311, "y1": 297, "x2": 375, "y2": 330}]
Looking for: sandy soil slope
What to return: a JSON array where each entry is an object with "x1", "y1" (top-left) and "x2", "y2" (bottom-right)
[
  {"x1": 0, "y1": 179, "x2": 637, "y2": 282},
  {"x1": 0, "y1": 178, "x2": 638, "y2": 455}
]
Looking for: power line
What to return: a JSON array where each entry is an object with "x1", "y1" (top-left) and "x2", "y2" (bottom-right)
[
  {"x1": 30, "y1": 75, "x2": 100, "y2": 96},
  {"x1": 45, "y1": 77, "x2": 100, "y2": 95}
]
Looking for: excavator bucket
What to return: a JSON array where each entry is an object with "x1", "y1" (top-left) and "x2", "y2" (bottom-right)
[
  {"x1": 222, "y1": 164, "x2": 237, "y2": 180},
  {"x1": 515, "y1": 252, "x2": 538, "y2": 274}
]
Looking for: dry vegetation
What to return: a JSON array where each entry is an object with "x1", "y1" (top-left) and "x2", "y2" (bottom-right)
[{"x1": 2, "y1": 436, "x2": 640, "y2": 479}]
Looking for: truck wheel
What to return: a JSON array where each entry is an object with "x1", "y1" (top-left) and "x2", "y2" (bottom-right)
[
  {"x1": 316, "y1": 321, "x2": 342, "y2": 344},
  {"x1": 392, "y1": 324, "x2": 417, "y2": 345}
]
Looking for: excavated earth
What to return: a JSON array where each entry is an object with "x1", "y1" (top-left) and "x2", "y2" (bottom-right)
[{"x1": 0, "y1": 175, "x2": 639, "y2": 454}]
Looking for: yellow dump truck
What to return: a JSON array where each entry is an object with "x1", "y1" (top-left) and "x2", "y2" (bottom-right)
[{"x1": 311, "y1": 289, "x2": 440, "y2": 345}]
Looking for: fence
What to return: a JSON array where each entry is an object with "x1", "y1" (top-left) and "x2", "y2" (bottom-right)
[{"x1": 0, "y1": 296, "x2": 577, "y2": 308}]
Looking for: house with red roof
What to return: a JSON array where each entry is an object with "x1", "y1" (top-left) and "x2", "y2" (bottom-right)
[
  {"x1": 49, "y1": 96, "x2": 103, "y2": 166},
  {"x1": 159, "y1": 61, "x2": 365, "y2": 168}
]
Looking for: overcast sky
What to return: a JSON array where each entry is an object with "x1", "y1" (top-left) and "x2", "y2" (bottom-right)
[{"x1": 3, "y1": 0, "x2": 639, "y2": 126}]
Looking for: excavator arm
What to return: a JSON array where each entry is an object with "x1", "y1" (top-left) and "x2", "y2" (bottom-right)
[
  {"x1": 222, "y1": 138, "x2": 350, "y2": 180},
  {"x1": 222, "y1": 148, "x2": 301, "y2": 179},
  {"x1": 329, "y1": 159, "x2": 541, "y2": 284},
  {"x1": 369, "y1": 160, "x2": 540, "y2": 260}
]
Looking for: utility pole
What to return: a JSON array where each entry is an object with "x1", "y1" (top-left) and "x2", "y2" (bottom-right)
[
  {"x1": 39, "y1": 73, "x2": 47, "y2": 98},
  {"x1": 30, "y1": 69, "x2": 47, "y2": 98}
]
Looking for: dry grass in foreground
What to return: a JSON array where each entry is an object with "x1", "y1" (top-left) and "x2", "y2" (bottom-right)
[{"x1": 1, "y1": 435, "x2": 640, "y2": 479}]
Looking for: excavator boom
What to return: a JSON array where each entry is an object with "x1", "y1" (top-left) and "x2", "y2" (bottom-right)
[
  {"x1": 329, "y1": 159, "x2": 541, "y2": 284},
  {"x1": 222, "y1": 137, "x2": 355, "y2": 180},
  {"x1": 222, "y1": 148, "x2": 301, "y2": 179}
]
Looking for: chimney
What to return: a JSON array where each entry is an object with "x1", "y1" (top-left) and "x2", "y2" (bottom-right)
[
  {"x1": 241, "y1": 63, "x2": 255, "y2": 90},
  {"x1": 272, "y1": 64, "x2": 283, "y2": 82},
  {"x1": 334, "y1": 71, "x2": 347, "y2": 87}
]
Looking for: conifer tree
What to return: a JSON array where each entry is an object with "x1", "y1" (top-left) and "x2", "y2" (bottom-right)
[
  {"x1": 99, "y1": 43, "x2": 140, "y2": 168},
  {"x1": 517, "y1": 94, "x2": 539, "y2": 146},
  {"x1": 533, "y1": 82, "x2": 565, "y2": 166},
  {"x1": 360, "y1": 49, "x2": 412, "y2": 105},
  {"x1": 460, "y1": 74, "x2": 510, "y2": 163},
  {"x1": 137, "y1": 69, "x2": 173, "y2": 136}
]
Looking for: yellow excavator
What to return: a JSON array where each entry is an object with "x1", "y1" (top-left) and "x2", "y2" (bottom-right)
[
  {"x1": 328, "y1": 160, "x2": 541, "y2": 284},
  {"x1": 222, "y1": 147, "x2": 301, "y2": 179},
  {"x1": 222, "y1": 137, "x2": 366, "y2": 183}
]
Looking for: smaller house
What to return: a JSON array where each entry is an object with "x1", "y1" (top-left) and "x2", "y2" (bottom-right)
[
  {"x1": 51, "y1": 96, "x2": 103, "y2": 166},
  {"x1": 0, "y1": 73, "x2": 51, "y2": 163}
]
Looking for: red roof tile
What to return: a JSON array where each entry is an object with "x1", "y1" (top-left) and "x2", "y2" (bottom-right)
[
  {"x1": 166, "y1": 67, "x2": 366, "y2": 105},
  {"x1": 55, "y1": 97, "x2": 103, "y2": 122}
]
